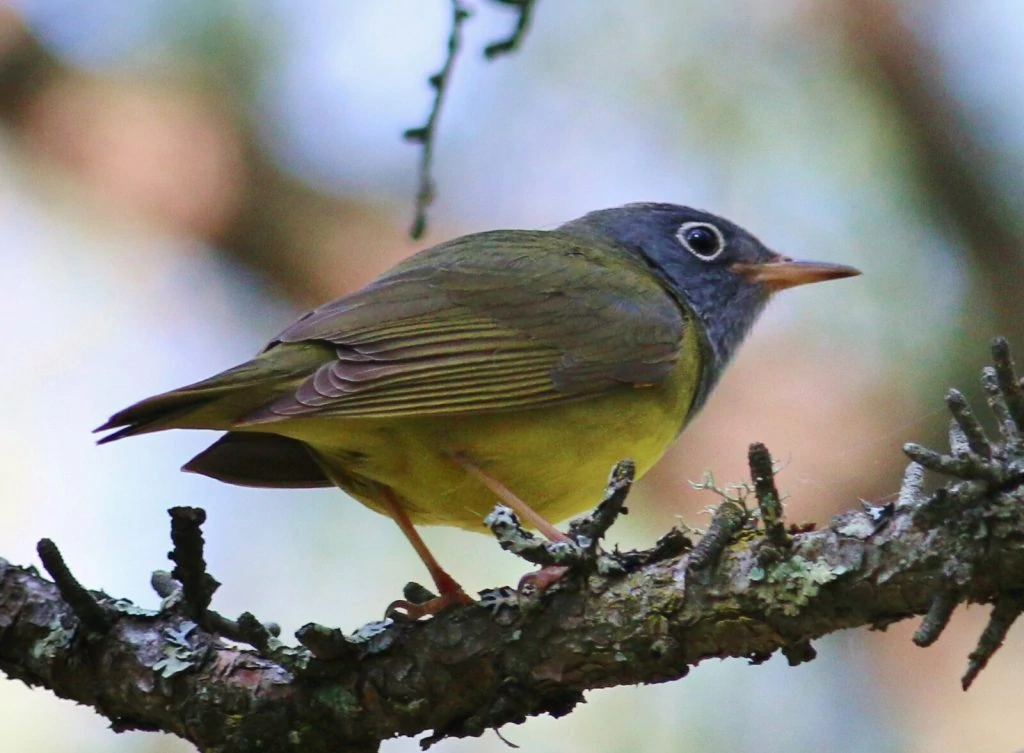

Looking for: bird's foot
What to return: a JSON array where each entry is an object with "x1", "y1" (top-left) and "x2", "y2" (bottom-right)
[
  {"x1": 385, "y1": 587, "x2": 474, "y2": 621},
  {"x1": 517, "y1": 564, "x2": 570, "y2": 594},
  {"x1": 482, "y1": 461, "x2": 639, "y2": 598}
]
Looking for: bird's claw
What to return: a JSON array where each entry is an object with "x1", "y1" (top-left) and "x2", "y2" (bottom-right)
[
  {"x1": 517, "y1": 564, "x2": 571, "y2": 595},
  {"x1": 385, "y1": 588, "x2": 474, "y2": 621}
]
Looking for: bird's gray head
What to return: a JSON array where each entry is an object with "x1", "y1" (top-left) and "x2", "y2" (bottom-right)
[{"x1": 559, "y1": 202, "x2": 859, "y2": 402}]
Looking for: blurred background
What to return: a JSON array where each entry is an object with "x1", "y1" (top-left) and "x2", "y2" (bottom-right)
[{"x1": 1, "y1": 0, "x2": 1022, "y2": 751}]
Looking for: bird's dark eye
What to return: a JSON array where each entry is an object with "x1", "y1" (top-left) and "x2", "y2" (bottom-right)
[{"x1": 677, "y1": 222, "x2": 725, "y2": 261}]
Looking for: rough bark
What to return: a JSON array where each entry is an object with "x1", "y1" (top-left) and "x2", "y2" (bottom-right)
[{"x1": 2, "y1": 416, "x2": 1023, "y2": 752}]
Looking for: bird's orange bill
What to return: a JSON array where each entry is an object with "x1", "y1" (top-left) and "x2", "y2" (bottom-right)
[{"x1": 732, "y1": 258, "x2": 861, "y2": 291}]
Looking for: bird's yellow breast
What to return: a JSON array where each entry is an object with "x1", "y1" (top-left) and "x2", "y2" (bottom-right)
[{"x1": 288, "y1": 323, "x2": 704, "y2": 531}]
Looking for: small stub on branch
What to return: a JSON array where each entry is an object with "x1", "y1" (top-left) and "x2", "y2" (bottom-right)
[
  {"x1": 167, "y1": 506, "x2": 220, "y2": 618},
  {"x1": 913, "y1": 582, "x2": 959, "y2": 648},
  {"x1": 688, "y1": 499, "x2": 747, "y2": 571},
  {"x1": 962, "y1": 594, "x2": 1024, "y2": 690},
  {"x1": 36, "y1": 538, "x2": 112, "y2": 633},
  {"x1": 945, "y1": 388, "x2": 992, "y2": 459},
  {"x1": 567, "y1": 459, "x2": 635, "y2": 552},
  {"x1": 748, "y1": 442, "x2": 790, "y2": 550}
]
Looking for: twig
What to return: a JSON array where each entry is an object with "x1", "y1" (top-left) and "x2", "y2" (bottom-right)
[
  {"x1": 611, "y1": 528, "x2": 693, "y2": 570},
  {"x1": 167, "y1": 507, "x2": 220, "y2": 619},
  {"x1": 485, "y1": 506, "x2": 582, "y2": 567},
  {"x1": 152, "y1": 567, "x2": 284, "y2": 658},
  {"x1": 687, "y1": 499, "x2": 747, "y2": 571},
  {"x1": 296, "y1": 622, "x2": 357, "y2": 661},
  {"x1": 945, "y1": 389, "x2": 991, "y2": 459},
  {"x1": 913, "y1": 582, "x2": 959, "y2": 647},
  {"x1": 405, "y1": 0, "x2": 538, "y2": 237},
  {"x1": 991, "y1": 337, "x2": 1024, "y2": 442},
  {"x1": 981, "y1": 367, "x2": 1021, "y2": 447},
  {"x1": 567, "y1": 459, "x2": 635, "y2": 552},
  {"x1": 484, "y1": 0, "x2": 537, "y2": 59},
  {"x1": 902, "y1": 443, "x2": 1005, "y2": 484},
  {"x1": 405, "y1": 0, "x2": 470, "y2": 239},
  {"x1": 36, "y1": 538, "x2": 112, "y2": 633},
  {"x1": 896, "y1": 461, "x2": 926, "y2": 508},
  {"x1": 235, "y1": 612, "x2": 276, "y2": 654},
  {"x1": 486, "y1": 461, "x2": 634, "y2": 582},
  {"x1": 962, "y1": 594, "x2": 1024, "y2": 690},
  {"x1": 748, "y1": 443, "x2": 790, "y2": 549},
  {"x1": 650, "y1": 529, "x2": 693, "y2": 560}
]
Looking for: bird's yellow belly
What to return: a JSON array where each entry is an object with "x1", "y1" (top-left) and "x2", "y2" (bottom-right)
[{"x1": 290, "y1": 353, "x2": 701, "y2": 531}]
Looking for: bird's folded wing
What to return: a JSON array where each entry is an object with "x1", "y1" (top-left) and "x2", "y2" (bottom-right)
[{"x1": 240, "y1": 230, "x2": 687, "y2": 423}]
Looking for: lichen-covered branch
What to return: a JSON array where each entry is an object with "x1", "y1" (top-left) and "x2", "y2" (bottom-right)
[
  {"x1": 1, "y1": 488, "x2": 1021, "y2": 751},
  {"x1": 2, "y1": 339, "x2": 1024, "y2": 753}
]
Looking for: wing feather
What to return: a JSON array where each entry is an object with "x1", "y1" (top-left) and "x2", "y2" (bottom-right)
[{"x1": 239, "y1": 230, "x2": 688, "y2": 424}]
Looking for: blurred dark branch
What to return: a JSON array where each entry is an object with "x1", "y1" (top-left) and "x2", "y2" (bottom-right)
[
  {"x1": 0, "y1": 19, "x2": 59, "y2": 125},
  {"x1": 0, "y1": 18, "x2": 397, "y2": 307},
  {"x1": 405, "y1": 0, "x2": 538, "y2": 238},
  {"x1": 405, "y1": 0, "x2": 471, "y2": 240},
  {"x1": 0, "y1": 6, "x2": 542, "y2": 301},
  {"x1": 836, "y1": 0, "x2": 1024, "y2": 348},
  {"x1": 3, "y1": 339, "x2": 1024, "y2": 751},
  {"x1": 484, "y1": 0, "x2": 537, "y2": 59}
]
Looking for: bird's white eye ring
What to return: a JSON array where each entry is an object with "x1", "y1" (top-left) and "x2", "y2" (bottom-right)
[{"x1": 677, "y1": 222, "x2": 725, "y2": 261}]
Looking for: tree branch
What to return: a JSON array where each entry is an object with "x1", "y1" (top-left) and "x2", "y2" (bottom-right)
[
  {"x1": 836, "y1": 0, "x2": 1024, "y2": 348},
  {"x1": 483, "y1": 0, "x2": 538, "y2": 60},
  {"x1": 3, "y1": 339, "x2": 1024, "y2": 752},
  {"x1": 405, "y1": 0, "x2": 538, "y2": 238},
  {"x1": 405, "y1": 0, "x2": 471, "y2": 240}
]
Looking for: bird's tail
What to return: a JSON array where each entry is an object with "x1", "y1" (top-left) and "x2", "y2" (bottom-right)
[
  {"x1": 95, "y1": 369, "x2": 253, "y2": 443},
  {"x1": 94, "y1": 343, "x2": 325, "y2": 443}
]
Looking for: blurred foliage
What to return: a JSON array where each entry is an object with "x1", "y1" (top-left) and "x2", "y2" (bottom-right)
[{"x1": 1, "y1": 1, "x2": 1022, "y2": 752}]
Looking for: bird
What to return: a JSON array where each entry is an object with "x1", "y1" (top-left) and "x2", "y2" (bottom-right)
[{"x1": 96, "y1": 203, "x2": 860, "y2": 618}]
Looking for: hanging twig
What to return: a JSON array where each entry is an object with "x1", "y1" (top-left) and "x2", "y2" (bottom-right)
[{"x1": 405, "y1": 0, "x2": 471, "y2": 239}]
